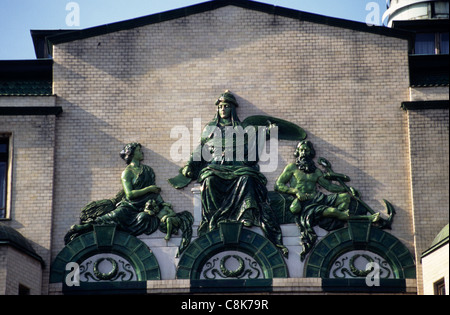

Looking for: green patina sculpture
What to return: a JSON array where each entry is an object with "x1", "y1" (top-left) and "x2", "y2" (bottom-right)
[
  {"x1": 65, "y1": 142, "x2": 193, "y2": 257},
  {"x1": 169, "y1": 90, "x2": 306, "y2": 258},
  {"x1": 144, "y1": 199, "x2": 193, "y2": 257},
  {"x1": 144, "y1": 200, "x2": 179, "y2": 241},
  {"x1": 275, "y1": 140, "x2": 395, "y2": 261}
]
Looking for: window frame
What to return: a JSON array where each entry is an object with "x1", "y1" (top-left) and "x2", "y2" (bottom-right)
[
  {"x1": 18, "y1": 284, "x2": 31, "y2": 295},
  {"x1": 434, "y1": 278, "x2": 446, "y2": 295},
  {"x1": 431, "y1": 2, "x2": 450, "y2": 19},
  {"x1": 0, "y1": 133, "x2": 12, "y2": 220},
  {"x1": 414, "y1": 32, "x2": 437, "y2": 55},
  {"x1": 439, "y1": 32, "x2": 449, "y2": 55},
  {"x1": 414, "y1": 32, "x2": 450, "y2": 55}
]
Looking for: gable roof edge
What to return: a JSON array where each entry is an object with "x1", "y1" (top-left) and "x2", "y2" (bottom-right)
[{"x1": 45, "y1": 0, "x2": 414, "y2": 51}]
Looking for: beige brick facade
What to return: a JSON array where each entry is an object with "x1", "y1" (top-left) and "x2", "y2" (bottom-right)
[
  {"x1": 406, "y1": 81, "x2": 449, "y2": 294},
  {"x1": 407, "y1": 108, "x2": 449, "y2": 294},
  {"x1": 1, "y1": 3, "x2": 448, "y2": 295},
  {"x1": 422, "y1": 243, "x2": 449, "y2": 295},
  {"x1": 51, "y1": 6, "x2": 414, "y2": 257},
  {"x1": 0, "y1": 96, "x2": 56, "y2": 294},
  {"x1": 0, "y1": 246, "x2": 43, "y2": 295}
]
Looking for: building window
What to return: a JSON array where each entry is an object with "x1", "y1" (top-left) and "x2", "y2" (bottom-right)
[
  {"x1": 18, "y1": 284, "x2": 30, "y2": 295},
  {"x1": 431, "y1": 2, "x2": 450, "y2": 19},
  {"x1": 0, "y1": 136, "x2": 10, "y2": 219},
  {"x1": 415, "y1": 33, "x2": 436, "y2": 54},
  {"x1": 415, "y1": 32, "x2": 450, "y2": 55},
  {"x1": 440, "y1": 32, "x2": 449, "y2": 54},
  {"x1": 434, "y1": 278, "x2": 446, "y2": 295}
]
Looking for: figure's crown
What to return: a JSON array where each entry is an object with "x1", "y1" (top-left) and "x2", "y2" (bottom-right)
[{"x1": 215, "y1": 90, "x2": 238, "y2": 107}]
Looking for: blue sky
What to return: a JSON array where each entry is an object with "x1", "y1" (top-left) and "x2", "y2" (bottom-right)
[{"x1": 0, "y1": 0, "x2": 388, "y2": 60}]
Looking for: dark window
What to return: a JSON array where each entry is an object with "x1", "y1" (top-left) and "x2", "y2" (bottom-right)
[
  {"x1": 440, "y1": 32, "x2": 449, "y2": 54},
  {"x1": 415, "y1": 33, "x2": 436, "y2": 54},
  {"x1": 0, "y1": 137, "x2": 9, "y2": 219},
  {"x1": 434, "y1": 278, "x2": 446, "y2": 295},
  {"x1": 415, "y1": 32, "x2": 450, "y2": 55},
  {"x1": 432, "y1": 2, "x2": 450, "y2": 19},
  {"x1": 18, "y1": 284, "x2": 30, "y2": 295}
]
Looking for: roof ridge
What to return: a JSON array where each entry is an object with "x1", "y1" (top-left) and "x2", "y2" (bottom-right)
[{"x1": 43, "y1": 0, "x2": 413, "y2": 54}]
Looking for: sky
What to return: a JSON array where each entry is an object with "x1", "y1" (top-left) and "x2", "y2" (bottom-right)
[{"x1": 0, "y1": 0, "x2": 389, "y2": 60}]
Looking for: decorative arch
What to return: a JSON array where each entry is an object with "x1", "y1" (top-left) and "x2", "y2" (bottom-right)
[
  {"x1": 176, "y1": 222, "x2": 288, "y2": 280},
  {"x1": 50, "y1": 225, "x2": 161, "y2": 283},
  {"x1": 304, "y1": 220, "x2": 416, "y2": 279}
]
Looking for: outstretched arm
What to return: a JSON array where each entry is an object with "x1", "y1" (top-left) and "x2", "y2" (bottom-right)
[
  {"x1": 317, "y1": 175, "x2": 347, "y2": 194},
  {"x1": 275, "y1": 163, "x2": 297, "y2": 196}
]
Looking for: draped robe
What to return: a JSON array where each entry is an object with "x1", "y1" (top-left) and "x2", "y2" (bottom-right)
[
  {"x1": 190, "y1": 122, "x2": 284, "y2": 250},
  {"x1": 95, "y1": 164, "x2": 161, "y2": 236}
]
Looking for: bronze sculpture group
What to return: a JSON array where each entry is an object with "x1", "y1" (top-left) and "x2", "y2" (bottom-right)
[
  {"x1": 64, "y1": 142, "x2": 193, "y2": 257},
  {"x1": 65, "y1": 90, "x2": 394, "y2": 261}
]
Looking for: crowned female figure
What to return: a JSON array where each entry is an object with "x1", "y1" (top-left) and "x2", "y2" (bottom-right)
[{"x1": 173, "y1": 91, "x2": 288, "y2": 257}]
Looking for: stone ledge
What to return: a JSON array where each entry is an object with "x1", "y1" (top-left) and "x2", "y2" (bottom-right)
[
  {"x1": 146, "y1": 279, "x2": 190, "y2": 294},
  {"x1": 272, "y1": 277, "x2": 322, "y2": 293},
  {"x1": 48, "y1": 278, "x2": 417, "y2": 295}
]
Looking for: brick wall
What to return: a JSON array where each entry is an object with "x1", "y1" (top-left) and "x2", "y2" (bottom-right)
[
  {"x1": 422, "y1": 244, "x2": 449, "y2": 295},
  {"x1": 0, "y1": 247, "x2": 5, "y2": 293},
  {"x1": 407, "y1": 84, "x2": 449, "y2": 294},
  {"x1": 0, "y1": 246, "x2": 43, "y2": 295},
  {"x1": 0, "y1": 96, "x2": 56, "y2": 294},
  {"x1": 51, "y1": 5, "x2": 414, "y2": 281},
  {"x1": 406, "y1": 106, "x2": 449, "y2": 293}
]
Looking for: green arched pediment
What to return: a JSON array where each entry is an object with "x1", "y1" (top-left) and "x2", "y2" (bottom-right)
[
  {"x1": 50, "y1": 225, "x2": 161, "y2": 283},
  {"x1": 304, "y1": 220, "x2": 416, "y2": 279},
  {"x1": 176, "y1": 222, "x2": 288, "y2": 280}
]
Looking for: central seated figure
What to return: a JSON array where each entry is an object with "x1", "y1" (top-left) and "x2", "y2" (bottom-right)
[{"x1": 170, "y1": 90, "x2": 289, "y2": 257}]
